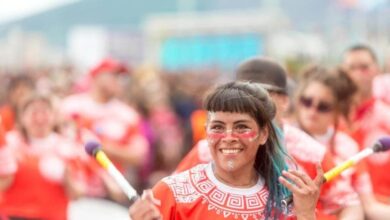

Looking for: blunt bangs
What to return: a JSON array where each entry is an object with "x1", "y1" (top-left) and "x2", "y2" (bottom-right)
[{"x1": 204, "y1": 82, "x2": 269, "y2": 125}]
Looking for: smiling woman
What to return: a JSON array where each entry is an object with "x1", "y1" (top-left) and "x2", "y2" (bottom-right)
[{"x1": 129, "y1": 81, "x2": 323, "y2": 220}]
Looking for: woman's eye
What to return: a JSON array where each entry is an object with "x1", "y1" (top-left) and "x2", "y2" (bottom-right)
[
  {"x1": 210, "y1": 125, "x2": 224, "y2": 131},
  {"x1": 236, "y1": 124, "x2": 249, "y2": 129},
  {"x1": 235, "y1": 125, "x2": 251, "y2": 132}
]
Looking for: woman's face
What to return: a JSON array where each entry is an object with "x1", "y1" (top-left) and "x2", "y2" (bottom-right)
[
  {"x1": 297, "y1": 82, "x2": 335, "y2": 135},
  {"x1": 21, "y1": 100, "x2": 55, "y2": 138},
  {"x1": 206, "y1": 111, "x2": 268, "y2": 174}
]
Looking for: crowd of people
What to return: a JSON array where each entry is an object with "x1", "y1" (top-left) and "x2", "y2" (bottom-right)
[{"x1": 0, "y1": 44, "x2": 390, "y2": 220}]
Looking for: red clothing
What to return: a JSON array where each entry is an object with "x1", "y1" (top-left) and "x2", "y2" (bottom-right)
[
  {"x1": 154, "y1": 163, "x2": 295, "y2": 220},
  {"x1": 347, "y1": 93, "x2": 390, "y2": 201},
  {"x1": 373, "y1": 74, "x2": 390, "y2": 105},
  {"x1": 61, "y1": 93, "x2": 149, "y2": 197},
  {"x1": 302, "y1": 129, "x2": 373, "y2": 216},
  {"x1": 0, "y1": 132, "x2": 80, "y2": 220},
  {"x1": 190, "y1": 110, "x2": 207, "y2": 144},
  {"x1": 175, "y1": 139, "x2": 211, "y2": 173},
  {"x1": 61, "y1": 93, "x2": 148, "y2": 168},
  {"x1": 174, "y1": 124, "x2": 358, "y2": 219},
  {"x1": 0, "y1": 105, "x2": 15, "y2": 133}
]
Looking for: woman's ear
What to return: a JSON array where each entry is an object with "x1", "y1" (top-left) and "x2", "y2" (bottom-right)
[{"x1": 257, "y1": 125, "x2": 269, "y2": 145}]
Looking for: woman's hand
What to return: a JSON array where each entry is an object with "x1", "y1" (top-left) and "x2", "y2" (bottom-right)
[
  {"x1": 129, "y1": 190, "x2": 161, "y2": 220},
  {"x1": 279, "y1": 163, "x2": 324, "y2": 220}
]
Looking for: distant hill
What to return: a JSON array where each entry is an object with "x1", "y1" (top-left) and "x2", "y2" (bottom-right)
[{"x1": 0, "y1": 0, "x2": 387, "y2": 47}]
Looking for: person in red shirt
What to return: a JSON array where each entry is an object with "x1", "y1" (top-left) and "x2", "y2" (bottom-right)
[
  {"x1": 61, "y1": 59, "x2": 149, "y2": 201},
  {"x1": 130, "y1": 81, "x2": 323, "y2": 220},
  {"x1": 294, "y1": 66, "x2": 372, "y2": 218},
  {"x1": 342, "y1": 44, "x2": 390, "y2": 219},
  {"x1": 342, "y1": 45, "x2": 390, "y2": 204},
  {"x1": 0, "y1": 94, "x2": 82, "y2": 220}
]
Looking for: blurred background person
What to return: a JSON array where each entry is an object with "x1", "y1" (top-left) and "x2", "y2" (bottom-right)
[
  {"x1": 294, "y1": 66, "x2": 365, "y2": 219},
  {"x1": 0, "y1": 94, "x2": 82, "y2": 220},
  {"x1": 126, "y1": 65, "x2": 184, "y2": 187},
  {"x1": 342, "y1": 44, "x2": 390, "y2": 205},
  {"x1": 0, "y1": 75, "x2": 35, "y2": 133},
  {"x1": 294, "y1": 65, "x2": 390, "y2": 219},
  {"x1": 61, "y1": 58, "x2": 149, "y2": 203}
]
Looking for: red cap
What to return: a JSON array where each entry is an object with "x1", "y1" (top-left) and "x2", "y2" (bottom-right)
[{"x1": 89, "y1": 58, "x2": 129, "y2": 78}]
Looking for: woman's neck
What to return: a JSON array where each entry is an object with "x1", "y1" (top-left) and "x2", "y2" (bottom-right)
[
  {"x1": 312, "y1": 127, "x2": 334, "y2": 144},
  {"x1": 212, "y1": 163, "x2": 258, "y2": 188}
]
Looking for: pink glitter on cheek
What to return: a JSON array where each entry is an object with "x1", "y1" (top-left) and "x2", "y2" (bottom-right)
[
  {"x1": 232, "y1": 131, "x2": 258, "y2": 139},
  {"x1": 207, "y1": 131, "x2": 258, "y2": 140}
]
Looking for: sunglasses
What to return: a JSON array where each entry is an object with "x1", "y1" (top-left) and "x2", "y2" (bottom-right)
[{"x1": 299, "y1": 96, "x2": 333, "y2": 113}]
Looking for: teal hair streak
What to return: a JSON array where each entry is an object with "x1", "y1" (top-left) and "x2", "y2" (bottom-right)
[{"x1": 263, "y1": 122, "x2": 293, "y2": 219}]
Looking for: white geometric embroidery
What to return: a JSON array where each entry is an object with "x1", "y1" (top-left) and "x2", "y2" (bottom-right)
[
  {"x1": 162, "y1": 164, "x2": 268, "y2": 219},
  {"x1": 246, "y1": 195, "x2": 261, "y2": 210},
  {"x1": 197, "y1": 181, "x2": 214, "y2": 194},
  {"x1": 227, "y1": 194, "x2": 244, "y2": 209},
  {"x1": 162, "y1": 171, "x2": 200, "y2": 203},
  {"x1": 259, "y1": 192, "x2": 269, "y2": 205},
  {"x1": 210, "y1": 189, "x2": 227, "y2": 204}
]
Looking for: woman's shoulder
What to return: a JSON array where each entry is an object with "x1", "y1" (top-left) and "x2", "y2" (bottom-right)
[
  {"x1": 159, "y1": 163, "x2": 208, "y2": 190},
  {"x1": 153, "y1": 164, "x2": 208, "y2": 204}
]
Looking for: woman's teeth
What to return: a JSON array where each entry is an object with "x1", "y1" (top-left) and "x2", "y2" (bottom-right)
[{"x1": 220, "y1": 149, "x2": 243, "y2": 154}]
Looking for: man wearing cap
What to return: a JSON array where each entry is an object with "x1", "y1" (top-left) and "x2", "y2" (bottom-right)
[
  {"x1": 175, "y1": 57, "x2": 360, "y2": 219},
  {"x1": 61, "y1": 58, "x2": 149, "y2": 201}
]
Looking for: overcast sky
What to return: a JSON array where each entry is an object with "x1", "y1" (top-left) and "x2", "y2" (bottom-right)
[{"x1": 0, "y1": 0, "x2": 77, "y2": 24}]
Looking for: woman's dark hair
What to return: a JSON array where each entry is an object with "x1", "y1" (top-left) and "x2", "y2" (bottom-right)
[
  {"x1": 17, "y1": 93, "x2": 56, "y2": 143},
  {"x1": 204, "y1": 81, "x2": 290, "y2": 218}
]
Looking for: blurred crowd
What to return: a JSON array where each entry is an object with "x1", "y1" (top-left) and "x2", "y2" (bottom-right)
[{"x1": 0, "y1": 43, "x2": 390, "y2": 220}]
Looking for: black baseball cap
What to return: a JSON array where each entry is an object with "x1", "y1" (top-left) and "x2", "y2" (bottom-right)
[{"x1": 236, "y1": 57, "x2": 288, "y2": 94}]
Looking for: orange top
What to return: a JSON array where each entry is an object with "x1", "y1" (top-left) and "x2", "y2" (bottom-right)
[
  {"x1": 175, "y1": 139, "x2": 210, "y2": 173},
  {"x1": 190, "y1": 110, "x2": 207, "y2": 144},
  {"x1": 154, "y1": 163, "x2": 295, "y2": 220},
  {"x1": 0, "y1": 105, "x2": 15, "y2": 133}
]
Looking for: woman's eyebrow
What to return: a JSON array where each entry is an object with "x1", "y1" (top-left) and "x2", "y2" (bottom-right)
[
  {"x1": 234, "y1": 120, "x2": 252, "y2": 124},
  {"x1": 209, "y1": 120, "x2": 224, "y2": 124}
]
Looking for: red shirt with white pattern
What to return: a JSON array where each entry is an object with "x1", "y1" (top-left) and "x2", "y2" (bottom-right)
[{"x1": 154, "y1": 163, "x2": 295, "y2": 220}]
